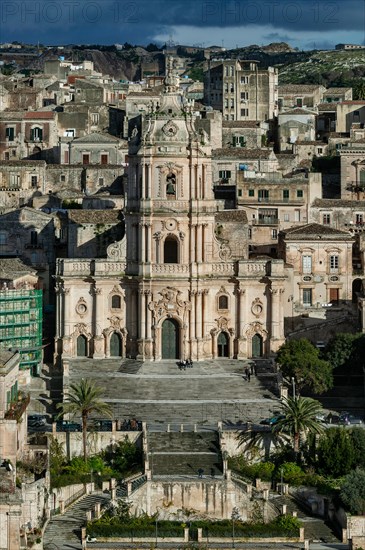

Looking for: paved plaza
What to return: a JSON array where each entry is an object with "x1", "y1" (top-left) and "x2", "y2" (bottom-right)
[{"x1": 61, "y1": 358, "x2": 281, "y2": 426}]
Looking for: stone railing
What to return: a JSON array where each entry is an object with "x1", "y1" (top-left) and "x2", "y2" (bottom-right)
[
  {"x1": 94, "y1": 261, "x2": 127, "y2": 275},
  {"x1": 210, "y1": 262, "x2": 236, "y2": 275},
  {"x1": 152, "y1": 264, "x2": 190, "y2": 274},
  {"x1": 56, "y1": 259, "x2": 93, "y2": 276}
]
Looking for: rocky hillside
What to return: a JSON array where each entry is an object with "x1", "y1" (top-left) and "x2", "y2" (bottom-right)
[{"x1": 278, "y1": 48, "x2": 365, "y2": 86}]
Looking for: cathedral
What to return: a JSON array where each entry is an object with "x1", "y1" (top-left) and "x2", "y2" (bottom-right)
[{"x1": 54, "y1": 59, "x2": 288, "y2": 363}]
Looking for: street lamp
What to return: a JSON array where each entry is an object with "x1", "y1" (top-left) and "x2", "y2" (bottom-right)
[
  {"x1": 231, "y1": 507, "x2": 240, "y2": 548},
  {"x1": 291, "y1": 377, "x2": 296, "y2": 399}
]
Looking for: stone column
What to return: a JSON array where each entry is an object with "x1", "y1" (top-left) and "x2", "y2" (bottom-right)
[
  {"x1": 196, "y1": 225, "x2": 203, "y2": 263},
  {"x1": 201, "y1": 223, "x2": 208, "y2": 262},
  {"x1": 237, "y1": 288, "x2": 246, "y2": 358},
  {"x1": 270, "y1": 287, "x2": 280, "y2": 340},
  {"x1": 93, "y1": 287, "x2": 104, "y2": 358},
  {"x1": 139, "y1": 289, "x2": 146, "y2": 340},
  {"x1": 139, "y1": 222, "x2": 145, "y2": 264},
  {"x1": 146, "y1": 291, "x2": 152, "y2": 339},
  {"x1": 196, "y1": 291, "x2": 203, "y2": 357},
  {"x1": 190, "y1": 290, "x2": 196, "y2": 340},
  {"x1": 202, "y1": 289, "x2": 209, "y2": 339},
  {"x1": 190, "y1": 224, "x2": 196, "y2": 263},
  {"x1": 146, "y1": 223, "x2": 152, "y2": 263}
]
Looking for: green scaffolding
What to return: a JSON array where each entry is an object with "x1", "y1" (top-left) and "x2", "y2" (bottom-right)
[{"x1": 0, "y1": 288, "x2": 43, "y2": 375}]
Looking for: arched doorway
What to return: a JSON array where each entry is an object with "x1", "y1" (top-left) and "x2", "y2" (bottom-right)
[
  {"x1": 352, "y1": 278, "x2": 363, "y2": 303},
  {"x1": 161, "y1": 318, "x2": 179, "y2": 359},
  {"x1": 110, "y1": 332, "x2": 122, "y2": 357},
  {"x1": 77, "y1": 334, "x2": 87, "y2": 357},
  {"x1": 217, "y1": 332, "x2": 229, "y2": 357},
  {"x1": 252, "y1": 333, "x2": 263, "y2": 357}
]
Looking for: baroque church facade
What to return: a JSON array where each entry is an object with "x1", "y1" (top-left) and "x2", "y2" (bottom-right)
[{"x1": 54, "y1": 61, "x2": 288, "y2": 363}]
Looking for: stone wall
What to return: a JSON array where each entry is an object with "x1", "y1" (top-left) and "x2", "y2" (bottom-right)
[{"x1": 51, "y1": 429, "x2": 141, "y2": 459}]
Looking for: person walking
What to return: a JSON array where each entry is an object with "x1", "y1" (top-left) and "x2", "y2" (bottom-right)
[{"x1": 245, "y1": 367, "x2": 251, "y2": 382}]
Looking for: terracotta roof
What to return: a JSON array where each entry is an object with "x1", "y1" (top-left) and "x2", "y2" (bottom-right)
[
  {"x1": 340, "y1": 101, "x2": 365, "y2": 105},
  {"x1": 318, "y1": 103, "x2": 337, "y2": 111},
  {"x1": 278, "y1": 84, "x2": 324, "y2": 93},
  {"x1": 215, "y1": 210, "x2": 248, "y2": 223},
  {"x1": 72, "y1": 132, "x2": 121, "y2": 143},
  {"x1": 24, "y1": 111, "x2": 55, "y2": 119},
  {"x1": 279, "y1": 108, "x2": 317, "y2": 115},
  {"x1": 222, "y1": 121, "x2": 260, "y2": 128},
  {"x1": 67, "y1": 210, "x2": 123, "y2": 224},
  {"x1": 312, "y1": 198, "x2": 365, "y2": 208},
  {"x1": 281, "y1": 222, "x2": 352, "y2": 239},
  {"x1": 325, "y1": 87, "x2": 352, "y2": 93},
  {"x1": 212, "y1": 148, "x2": 275, "y2": 159},
  {"x1": 0, "y1": 257, "x2": 37, "y2": 280},
  {"x1": 0, "y1": 160, "x2": 46, "y2": 167}
]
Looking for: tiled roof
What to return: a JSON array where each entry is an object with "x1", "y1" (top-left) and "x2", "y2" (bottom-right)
[
  {"x1": 212, "y1": 148, "x2": 274, "y2": 159},
  {"x1": 222, "y1": 121, "x2": 260, "y2": 128},
  {"x1": 325, "y1": 87, "x2": 352, "y2": 93},
  {"x1": 67, "y1": 210, "x2": 123, "y2": 224},
  {"x1": 281, "y1": 222, "x2": 352, "y2": 239},
  {"x1": 312, "y1": 198, "x2": 365, "y2": 208},
  {"x1": 215, "y1": 210, "x2": 248, "y2": 223},
  {"x1": 318, "y1": 103, "x2": 337, "y2": 111},
  {"x1": 0, "y1": 160, "x2": 46, "y2": 167},
  {"x1": 278, "y1": 84, "x2": 324, "y2": 93},
  {"x1": 24, "y1": 111, "x2": 55, "y2": 119},
  {"x1": 0, "y1": 257, "x2": 37, "y2": 280},
  {"x1": 340, "y1": 101, "x2": 365, "y2": 105},
  {"x1": 279, "y1": 108, "x2": 317, "y2": 115},
  {"x1": 72, "y1": 132, "x2": 121, "y2": 143}
]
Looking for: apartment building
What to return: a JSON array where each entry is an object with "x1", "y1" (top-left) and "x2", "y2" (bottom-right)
[{"x1": 204, "y1": 59, "x2": 278, "y2": 122}]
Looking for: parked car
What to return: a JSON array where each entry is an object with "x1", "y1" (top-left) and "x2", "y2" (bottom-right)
[
  {"x1": 339, "y1": 412, "x2": 363, "y2": 425},
  {"x1": 28, "y1": 414, "x2": 47, "y2": 427},
  {"x1": 56, "y1": 420, "x2": 82, "y2": 432},
  {"x1": 260, "y1": 415, "x2": 285, "y2": 426},
  {"x1": 92, "y1": 419, "x2": 113, "y2": 432},
  {"x1": 86, "y1": 535, "x2": 97, "y2": 543}
]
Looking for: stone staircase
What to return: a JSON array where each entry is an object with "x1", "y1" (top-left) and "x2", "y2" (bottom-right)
[
  {"x1": 271, "y1": 494, "x2": 340, "y2": 544},
  {"x1": 147, "y1": 430, "x2": 223, "y2": 478},
  {"x1": 43, "y1": 492, "x2": 110, "y2": 549}
]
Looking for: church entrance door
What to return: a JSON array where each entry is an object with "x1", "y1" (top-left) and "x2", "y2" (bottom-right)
[
  {"x1": 77, "y1": 334, "x2": 87, "y2": 357},
  {"x1": 162, "y1": 318, "x2": 179, "y2": 359},
  {"x1": 217, "y1": 332, "x2": 229, "y2": 357},
  {"x1": 110, "y1": 332, "x2": 122, "y2": 357},
  {"x1": 252, "y1": 333, "x2": 263, "y2": 357}
]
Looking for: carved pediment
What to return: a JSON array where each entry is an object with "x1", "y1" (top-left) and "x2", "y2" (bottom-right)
[
  {"x1": 107, "y1": 239, "x2": 126, "y2": 261},
  {"x1": 148, "y1": 286, "x2": 191, "y2": 321}
]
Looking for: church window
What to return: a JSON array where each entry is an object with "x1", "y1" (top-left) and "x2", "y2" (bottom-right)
[
  {"x1": 164, "y1": 236, "x2": 178, "y2": 264},
  {"x1": 166, "y1": 173, "x2": 176, "y2": 198},
  {"x1": 111, "y1": 295, "x2": 121, "y2": 309},
  {"x1": 218, "y1": 295, "x2": 229, "y2": 310}
]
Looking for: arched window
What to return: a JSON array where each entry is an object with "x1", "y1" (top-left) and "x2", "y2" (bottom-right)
[
  {"x1": 218, "y1": 295, "x2": 229, "y2": 310},
  {"x1": 111, "y1": 295, "x2": 121, "y2": 309},
  {"x1": 166, "y1": 173, "x2": 176, "y2": 198},
  {"x1": 164, "y1": 236, "x2": 178, "y2": 263}
]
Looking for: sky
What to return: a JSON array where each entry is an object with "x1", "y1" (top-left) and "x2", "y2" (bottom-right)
[{"x1": 1, "y1": 0, "x2": 364, "y2": 50}]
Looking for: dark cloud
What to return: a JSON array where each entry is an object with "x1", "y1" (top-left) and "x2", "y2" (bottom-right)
[{"x1": 0, "y1": 0, "x2": 363, "y2": 45}]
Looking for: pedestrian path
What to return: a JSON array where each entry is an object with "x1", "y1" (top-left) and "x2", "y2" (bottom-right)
[
  {"x1": 66, "y1": 358, "x2": 281, "y2": 424},
  {"x1": 43, "y1": 492, "x2": 110, "y2": 549}
]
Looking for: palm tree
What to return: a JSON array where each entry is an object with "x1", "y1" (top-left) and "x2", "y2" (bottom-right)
[
  {"x1": 57, "y1": 379, "x2": 112, "y2": 461},
  {"x1": 237, "y1": 425, "x2": 290, "y2": 460},
  {"x1": 273, "y1": 396, "x2": 325, "y2": 458}
]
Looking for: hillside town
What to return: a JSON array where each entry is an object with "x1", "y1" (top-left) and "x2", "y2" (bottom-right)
[{"x1": 1, "y1": 42, "x2": 365, "y2": 550}]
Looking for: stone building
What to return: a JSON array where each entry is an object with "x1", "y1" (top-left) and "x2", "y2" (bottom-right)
[
  {"x1": 204, "y1": 60, "x2": 278, "y2": 122},
  {"x1": 339, "y1": 141, "x2": 365, "y2": 199},
  {"x1": 237, "y1": 172, "x2": 322, "y2": 256},
  {"x1": 277, "y1": 108, "x2": 317, "y2": 152},
  {"x1": 0, "y1": 110, "x2": 58, "y2": 163},
  {"x1": 279, "y1": 223, "x2": 355, "y2": 317},
  {"x1": 278, "y1": 84, "x2": 326, "y2": 111},
  {"x1": 54, "y1": 61, "x2": 288, "y2": 363}
]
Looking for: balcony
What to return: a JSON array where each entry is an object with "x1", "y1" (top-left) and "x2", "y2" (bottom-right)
[{"x1": 4, "y1": 391, "x2": 30, "y2": 423}]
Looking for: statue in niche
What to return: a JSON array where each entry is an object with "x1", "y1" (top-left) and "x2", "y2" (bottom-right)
[{"x1": 166, "y1": 173, "x2": 176, "y2": 197}]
